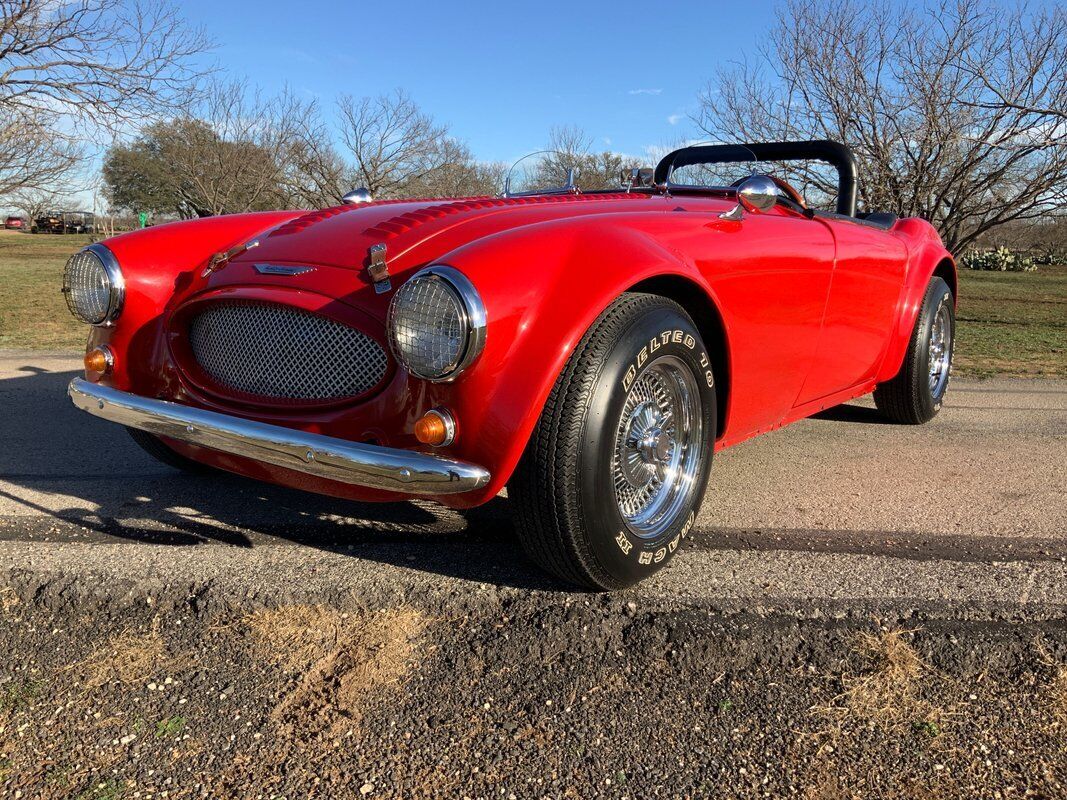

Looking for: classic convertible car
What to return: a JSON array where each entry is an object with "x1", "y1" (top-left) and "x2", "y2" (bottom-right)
[{"x1": 64, "y1": 140, "x2": 955, "y2": 589}]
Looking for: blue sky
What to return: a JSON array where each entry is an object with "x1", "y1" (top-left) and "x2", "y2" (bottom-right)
[{"x1": 179, "y1": 0, "x2": 779, "y2": 165}]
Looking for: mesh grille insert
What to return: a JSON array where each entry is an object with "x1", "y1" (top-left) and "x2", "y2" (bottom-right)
[{"x1": 187, "y1": 303, "x2": 388, "y2": 402}]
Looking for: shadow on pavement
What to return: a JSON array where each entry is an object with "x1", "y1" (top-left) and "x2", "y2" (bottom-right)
[
  {"x1": 810, "y1": 403, "x2": 894, "y2": 425},
  {"x1": 2, "y1": 365, "x2": 562, "y2": 590},
  {"x1": 3, "y1": 362, "x2": 941, "y2": 589}
]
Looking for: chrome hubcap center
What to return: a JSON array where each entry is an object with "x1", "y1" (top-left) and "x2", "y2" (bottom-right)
[
  {"x1": 928, "y1": 301, "x2": 952, "y2": 397},
  {"x1": 612, "y1": 356, "x2": 703, "y2": 539},
  {"x1": 636, "y1": 426, "x2": 673, "y2": 466}
]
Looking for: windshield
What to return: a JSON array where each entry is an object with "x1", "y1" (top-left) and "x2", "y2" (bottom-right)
[{"x1": 504, "y1": 150, "x2": 643, "y2": 196}]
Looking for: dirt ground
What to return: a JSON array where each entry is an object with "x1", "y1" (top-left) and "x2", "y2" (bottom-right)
[{"x1": 0, "y1": 583, "x2": 1064, "y2": 799}]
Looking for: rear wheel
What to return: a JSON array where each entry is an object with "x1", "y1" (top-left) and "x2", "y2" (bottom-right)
[
  {"x1": 511, "y1": 293, "x2": 716, "y2": 590},
  {"x1": 874, "y1": 276, "x2": 954, "y2": 424}
]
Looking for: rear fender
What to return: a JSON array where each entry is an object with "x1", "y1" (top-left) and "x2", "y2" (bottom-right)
[{"x1": 429, "y1": 217, "x2": 723, "y2": 505}]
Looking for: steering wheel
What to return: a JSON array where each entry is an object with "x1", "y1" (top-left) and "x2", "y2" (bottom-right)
[
  {"x1": 731, "y1": 175, "x2": 807, "y2": 209},
  {"x1": 768, "y1": 176, "x2": 806, "y2": 208}
]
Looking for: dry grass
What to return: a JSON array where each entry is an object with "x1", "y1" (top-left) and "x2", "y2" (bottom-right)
[
  {"x1": 0, "y1": 587, "x2": 18, "y2": 615},
  {"x1": 244, "y1": 604, "x2": 349, "y2": 673},
  {"x1": 954, "y1": 261, "x2": 1067, "y2": 377},
  {"x1": 69, "y1": 617, "x2": 174, "y2": 690},
  {"x1": 815, "y1": 628, "x2": 942, "y2": 736},
  {"x1": 245, "y1": 604, "x2": 427, "y2": 737},
  {"x1": 1051, "y1": 668, "x2": 1067, "y2": 728},
  {"x1": 844, "y1": 629, "x2": 926, "y2": 723}
]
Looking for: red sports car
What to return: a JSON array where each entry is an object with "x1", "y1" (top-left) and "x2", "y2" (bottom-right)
[
  {"x1": 64, "y1": 140, "x2": 955, "y2": 589},
  {"x1": 4, "y1": 216, "x2": 25, "y2": 230}
]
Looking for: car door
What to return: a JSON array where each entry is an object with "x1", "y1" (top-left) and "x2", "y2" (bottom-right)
[
  {"x1": 794, "y1": 218, "x2": 908, "y2": 405},
  {"x1": 677, "y1": 202, "x2": 836, "y2": 439}
]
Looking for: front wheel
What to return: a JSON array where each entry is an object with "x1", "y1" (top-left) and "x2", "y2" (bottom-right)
[
  {"x1": 874, "y1": 276, "x2": 955, "y2": 424},
  {"x1": 510, "y1": 293, "x2": 716, "y2": 590},
  {"x1": 127, "y1": 428, "x2": 214, "y2": 474}
]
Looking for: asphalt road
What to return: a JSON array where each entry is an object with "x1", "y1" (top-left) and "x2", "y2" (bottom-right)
[{"x1": 1, "y1": 352, "x2": 1065, "y2": 617}]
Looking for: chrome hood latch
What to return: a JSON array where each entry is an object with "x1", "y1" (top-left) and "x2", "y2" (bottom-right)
[{"x1": 367, "y1": 243, "x2": 391, "y2": 293}]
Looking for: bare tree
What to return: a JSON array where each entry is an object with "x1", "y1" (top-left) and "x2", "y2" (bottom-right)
[
  {"x1": 7, "y1": 185, "x2": 62, "y2": 225},
  {"x1": 0, "y1": 0, "x2": 211, "y2": 128},
  {"x1": 534, "y1": 126, "x2": 640, "y2": 191},
  {"x1": 696, "y1": 0, "x2": 1067, "y2": 254},
  {"x1": 279, "y1": 98, "x2": 350, "y2": 208},
  {"x1": 337, "y1": 90, "x2": 452, "y2": 198},
  {"x1": 103, "y1": 81, "x2": 299, "y2": 217},
  {"x1": 0, "y1": 109, "x2": 79, "y2": 196},
  {"x1": 335, "y1": 89, "x2": 504, "y2": 199},
  {"x1": 407, "y1": 138, "x2": 506, "y2": 198},
  {"x1": 0, "y1": 0, "x2": 210, "y2": 202}
]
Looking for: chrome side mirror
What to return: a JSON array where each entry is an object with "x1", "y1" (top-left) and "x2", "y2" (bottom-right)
[
  {"x1": 737, "y1": 175, "x2": 778, "y2": 212},
  {"x1": 719, "y1": 175, "x2": 778, "y2": 220}
]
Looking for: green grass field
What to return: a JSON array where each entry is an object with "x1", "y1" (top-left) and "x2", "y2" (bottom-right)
[
  {"x1": 0, "y1": 230, "x2": 93, "y2": 350},
  {"x1": 0, "y1": 229, "x2": 1063, "y2": 376}
]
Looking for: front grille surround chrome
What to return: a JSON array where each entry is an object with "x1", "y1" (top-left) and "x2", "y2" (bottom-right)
[{"x1": 185, "y1": 301, "x2": 389, "y2": 404}]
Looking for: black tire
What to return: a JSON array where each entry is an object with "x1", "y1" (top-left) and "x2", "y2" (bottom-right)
[
  {"x1": 127, "y1": 427, "x2": 214, "y2": 474},
  {"x1": 510, "y1": 293, "x2": 717, "y2": 590},
  {"x1": 874, "y1": 276, "x2": 954, "y2": 424}
]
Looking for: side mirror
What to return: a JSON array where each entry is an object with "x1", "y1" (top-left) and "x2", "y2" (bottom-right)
[
  {"x1": 736, "y1": 175, "x2": 778, "y2": 213},
  {"x1": 719, "y1": 174, "x2": 778, "y2": 220}
]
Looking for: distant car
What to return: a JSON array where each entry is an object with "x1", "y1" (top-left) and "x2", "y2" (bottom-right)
[
  {"x1": 33, "y1": 211, "x2": 95, "y2": 234},
  {"x1": 4, "y1": 216, "x2": 25, "y2": 230},
  {"x1": 62, "y1": 211, "x2": 95, "y2": 234},
  {"x1": 63, "y1": 139, "x2": 956, "y2": 589},
  {"x1": 35, "y1": 211, "x2": 64, "y2": 233}
]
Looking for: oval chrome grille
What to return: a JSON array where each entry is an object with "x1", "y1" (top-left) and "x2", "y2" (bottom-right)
[{"x1": 187, "y1": 302, "x2": 388, "y2": 402}]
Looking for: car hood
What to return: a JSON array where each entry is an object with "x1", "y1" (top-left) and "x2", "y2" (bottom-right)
[{"x1": 231, "y1": 193, "x2": 655, "y2": 271}]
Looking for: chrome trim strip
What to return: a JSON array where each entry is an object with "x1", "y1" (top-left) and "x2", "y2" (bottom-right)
[
  {"x1": 79, "y1": 243, "x2": 125, "y2": 325},
  {"x1": 253, "y1": 264, "x2": 316, "y2": 276},
  {"x1": 387, "y1": 265, "x2": 487, "y2": 383},
  {"x1": 427, "y1": 265, "x2": 487, "y2": 379},
  {"x1": 68, "y1": 378, "x2": 490, "y2": 495}
]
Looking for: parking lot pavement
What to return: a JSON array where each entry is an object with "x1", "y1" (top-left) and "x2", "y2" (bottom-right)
[{"x1": 1, "y1": 352, "x2": 1065, "y2": 615}]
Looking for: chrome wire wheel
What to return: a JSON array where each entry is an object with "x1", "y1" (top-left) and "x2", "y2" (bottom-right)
[
  {"x1": 611, "y1": 355, "x2": 703, "y2": 539},
  {"x1": 928, "y1": 300, "x2": 952, "y2": 397}
]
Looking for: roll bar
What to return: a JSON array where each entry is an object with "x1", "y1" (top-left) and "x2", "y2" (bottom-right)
[{"x1": 653, "y1": 140, "x2": 859, "y2": 217}]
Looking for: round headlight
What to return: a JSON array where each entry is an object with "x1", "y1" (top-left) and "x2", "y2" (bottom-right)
[
  {"x1": 63, "y1": 244, "x2": 124, "y2": 325},
  {"x1": 387, "y1": 266, "x2": 486, "y2": 381}
]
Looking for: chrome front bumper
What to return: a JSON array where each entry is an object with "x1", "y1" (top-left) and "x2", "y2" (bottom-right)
[{"x1": 68, "y1": 378, "x2": 491, "y2": 495}]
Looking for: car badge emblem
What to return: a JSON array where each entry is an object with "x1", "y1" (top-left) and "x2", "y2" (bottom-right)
[
  {"x1": 254, "y1": 264, "x2": 316, "y2": 276},
  {"x1": 367, "y1": 243, "x2": 391, "y2": 293}
]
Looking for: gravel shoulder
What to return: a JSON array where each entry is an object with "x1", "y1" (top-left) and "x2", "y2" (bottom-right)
[{"x1": 1, "y1": 354, "x2": 1065, "y2": 798}]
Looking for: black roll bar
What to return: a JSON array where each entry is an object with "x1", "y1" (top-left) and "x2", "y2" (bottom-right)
[{"x1": 653, "y1": 140, "x2": 859, "y2": 217}]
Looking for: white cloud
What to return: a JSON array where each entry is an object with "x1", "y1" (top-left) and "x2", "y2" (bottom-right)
[
  {"x1": 628, "y1": 88, "x2": 663, "y2": 96},
  {"x1": 603, "y1": 137, "x2": 613, "y2": 146},
  {"x1": 667, "y1": 113, "x2": 684, "y2": 125}
]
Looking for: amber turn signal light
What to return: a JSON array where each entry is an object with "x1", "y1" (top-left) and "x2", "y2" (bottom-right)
[
  {"x1": 84, "y1": 346, "x2": 114, "y2": 375},
  {"x1": 414, "y1": 408, "x2": 456, "y2": 447}
]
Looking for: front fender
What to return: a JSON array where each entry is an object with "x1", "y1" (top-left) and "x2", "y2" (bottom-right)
[
  {"x1": 876, "y1": 219, "x2": 956, "y2": 384},
  {"x1": 428, "y1": 216, "x2": 717, "y2": 505},
  {"x1": 87, "y1": 212, "x2": 304, "y2": 394}
]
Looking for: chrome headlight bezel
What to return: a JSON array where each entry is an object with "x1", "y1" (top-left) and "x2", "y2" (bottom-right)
[
  {"x1": 62, "y1": 243, "x2": 125, "y2": 325},
  {"x1": 386, "y1": 265, "x2": 487, "y2": 382}
]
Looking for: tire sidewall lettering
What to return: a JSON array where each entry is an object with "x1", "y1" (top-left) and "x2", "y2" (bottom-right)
[{"x1": 622, "y1": 329, "x2": 710, "y2": 392}]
